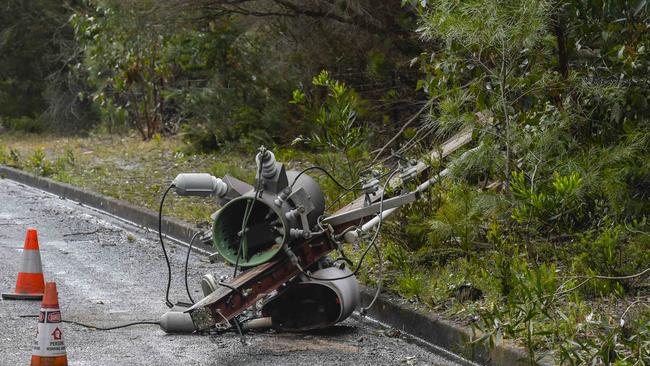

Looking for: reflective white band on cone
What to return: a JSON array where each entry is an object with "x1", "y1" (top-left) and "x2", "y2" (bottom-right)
[{"x1": 21, "y1": 249, "x2": 43, "y2": 274}]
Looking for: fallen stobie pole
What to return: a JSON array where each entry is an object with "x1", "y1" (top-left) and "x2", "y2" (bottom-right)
[
  {"x1": 337, "y1": 126, "x2": 473, "y2": 213},
  {"x1": 337, "y1": 143, "x2": 482, "y2": 243}
]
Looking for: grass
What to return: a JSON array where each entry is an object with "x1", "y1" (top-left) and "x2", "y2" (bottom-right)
[
  {"x1": 1, "y1": 132, "x2": 229, "y2": 224},
  {"x1": 0, "y1": 131, "x2": 355, "y2": 225}
]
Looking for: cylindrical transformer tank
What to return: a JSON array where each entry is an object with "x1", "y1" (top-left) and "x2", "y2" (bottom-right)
[
  {"x1": 261, "y1": 266, "x2": 360, "y2": 331},
  {"x1": 212, "y1": 171, "x2": 325, "y2": 267}
]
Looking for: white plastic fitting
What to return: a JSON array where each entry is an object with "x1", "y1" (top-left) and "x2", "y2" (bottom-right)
[{"x1": 172, "y1": 173, "x2": 228, "y2": 197}]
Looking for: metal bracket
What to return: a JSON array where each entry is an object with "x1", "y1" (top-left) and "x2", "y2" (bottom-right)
[{"x1": 321, "y1": 191, "x2": 418, "y2": 226}]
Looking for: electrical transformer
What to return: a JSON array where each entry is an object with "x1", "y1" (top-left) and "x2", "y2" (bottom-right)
[{"x1": 171, "y1": 147, "x2": 359, "y2": 331}]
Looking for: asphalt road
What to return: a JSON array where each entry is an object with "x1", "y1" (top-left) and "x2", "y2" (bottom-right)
[{"x1": 0, "y1": 178, "x2": 462, "y2": 366}]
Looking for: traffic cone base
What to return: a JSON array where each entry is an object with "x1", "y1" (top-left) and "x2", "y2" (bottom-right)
[
  {"x1": 2, "y1": 228, "x2": 45, "y2": 300},
  {"x1": 31, "y1": 283, "x2": 68, "y2": 366},
  {"x1": 1, "y1": 292, "x2": 43, "y2": 300}
]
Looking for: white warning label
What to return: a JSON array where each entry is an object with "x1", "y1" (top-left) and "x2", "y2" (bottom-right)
[{"x1": 32, "y1": 310, "x2": 66, "y2": 357}]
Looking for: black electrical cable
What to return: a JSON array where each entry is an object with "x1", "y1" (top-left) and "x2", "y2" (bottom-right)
[
  {"x1": 361, "y1": 235, "x2": 384, "y2": 314},
  {"x1": 324, "y1": 168, "x2": 397, "y2": 212},
  {"x1": 324, "y1": 190, "x2": 356, "y2": 212},
  {"x1": 233, "y1": 200, "x2": 253, "y2": 278},
  {"x1": 218, "y1": 281, "x2": 245, "y2": 299},
  {"x1": 350, "y1": 171, "x2": 398, "y2": 313},
  {"x1": 214, "y1": 310, "x2": 246, "y2": 344},
  {"x1": 18, "y1": 315, "x2": 159, "y2": 330},
  {"x1": 290, "y1": 166, "x2": 358, "y2": 192},
  {"x1": 333, "y1": 256, "x2": 354, "y2": 267},
  {"x1": 61, "y1": 320, "x2": 160, "y2": 330},
  {"x1": 231, "y1": 317, "x2": 245, "y2": 344},
  {"x1": 233, "y1": 161, "x2": 264, "y2": 278},
  {"x1": 158, "y1": 184, "x2": 175, "y2": 308},
  {"x1": 297, "y1": 169, "x2": 399, "y2": 282},
  {"x1": 184, "y1": 231, "x2": 201, "y2": 304}
]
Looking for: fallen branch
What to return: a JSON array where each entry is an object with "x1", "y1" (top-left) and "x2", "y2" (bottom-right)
[
  {"x1": 63, "y1": 229, "x2": 99, "y2": 237},
  {"x1": 370, "y1": 102, "x2": 430, "y2": 166}
]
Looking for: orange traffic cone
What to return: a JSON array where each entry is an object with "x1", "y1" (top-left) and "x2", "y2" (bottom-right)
[
  {"x1": 2, "y1": 228, "x2": 45, "y2": 300},
  {"x1": 31, "y1": 282, "x2": 68, "y2": 366}
]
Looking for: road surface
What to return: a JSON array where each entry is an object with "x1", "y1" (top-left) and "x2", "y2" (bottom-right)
[{"x1": 0, "y1": 178, "x2": 463, "y2": 366}]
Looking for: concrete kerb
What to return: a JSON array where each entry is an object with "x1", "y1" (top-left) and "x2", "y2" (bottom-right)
[
  {"x1": 358, "y1": 290, "x2": 541, "y2": 366},
  {"x1": 0, "y1": 165, "x2": 209, "y2": 252},
  {"x1": 0, "y1": 164, "x2": 547, "y2": 366}
]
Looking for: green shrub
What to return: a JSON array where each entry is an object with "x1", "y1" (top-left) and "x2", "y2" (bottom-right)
[
  {"x1": 511, "y1": 170, "x2": 586, "y2": 233},
  {"x1": 27, "y1": 149, "x2": 55, "y2": 176},
  {"x1": 0, "y1": 146, "x2": 7, "y2": 165},
  {"x1": 560, "y1": 311, "x2": 650, "y2": 365},
  {"x1": 395, "y1": 272, "x2": 427, "y2": 300},
  {"x1": 25, "y1": 148, "x2": 73, "y2": 178},
  {"x1": 5, "y1": 116, "x2": 46, "y2": 134},
  {"x1": 428, "y1": 183, "x2": 501, "y2": 253},
  {"x1": 63, "y1": 147, "x2": 76, "y2": 166},
  {"x1": 573, "y1": 225, "x2": 650, "y2": 296},
  {"x1": 291, "y1": 70, "x2": 369, "y2": 186},
  {"x1": 181, "y1": 123, "x2": 220, "y2": 153},
  {"x1": 8, "y1": 148, "x2": 22, "y2": 168}
]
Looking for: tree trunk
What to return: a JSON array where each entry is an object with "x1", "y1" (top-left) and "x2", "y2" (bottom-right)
[
  {"x1": 554, "y1": 12, "x2": 568, "y2": 79},
  {"x1": 129, "y1": 89, "x2": 146, "y2": 140}
]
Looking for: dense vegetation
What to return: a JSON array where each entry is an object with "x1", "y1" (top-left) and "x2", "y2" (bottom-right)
[{"x1": 1, "y1": 0, "x2": 649, "y2": 364}]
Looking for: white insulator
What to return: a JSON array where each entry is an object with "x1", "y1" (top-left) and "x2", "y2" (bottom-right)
[
  {"x1": 172, "y1": 173, "x2": 230, "y2": 197},
  {"x1": 159, "y1": 310, "x2": 196, "y2": 333},
  {"x1": 243, "y1": 317, "x2": 273, "y2": 330},
  {"x1": 343, "y1": 229, "x2": 360, "y2": 245},
  {"x1": 274, "y1": 187, "x2": 292, "y2": 206},
  {"x1": 257, "y1": 150, "x2": 278, "y2": 179},
  {"x1": 342, "y1": 207, "x2": 399, "y2": 244},
  {"x1": 285, "y1": 208, "x2": 300, "y2": 221},
  {"x1": 289, "y1": 228, "x2": 311, "y2": 239},
  {"x1": 214, "y1": 178, "x2": 228, "y2": 198}
]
